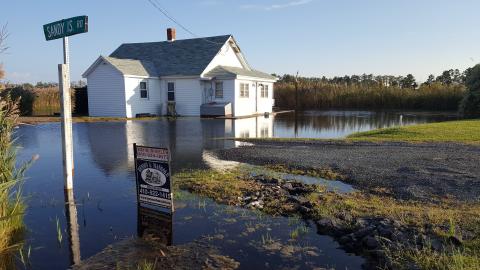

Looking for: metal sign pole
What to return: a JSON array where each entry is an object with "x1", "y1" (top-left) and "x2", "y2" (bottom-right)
[{"x1": 59, "y1": 36, "x2": 74, "y2": 190}]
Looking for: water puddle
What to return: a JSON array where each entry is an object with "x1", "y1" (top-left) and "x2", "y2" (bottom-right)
[{"x1": 171, "y1": 191, "x2": 365, "y2": 269}]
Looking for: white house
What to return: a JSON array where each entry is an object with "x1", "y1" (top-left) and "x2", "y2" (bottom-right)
[{"x1": 82, "y1": 29, "x2": 278, "y2": 118}]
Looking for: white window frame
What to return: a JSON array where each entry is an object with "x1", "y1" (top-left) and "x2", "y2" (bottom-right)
[
  {"x1": 215, "y1": 81, "x2": 224, "y2": 99},
  {"x1": 167, "y1": 82, "x2": 175, "y2": 101},
  {"x1": 240, "y1": 83, "x2": 249, "y2": 98},
  {"x1": 140, "y1": 81, "x2": 149, "y2": 99},
  {"x1": 262, "y1": 84, "x2": 269, "y2": 98}
]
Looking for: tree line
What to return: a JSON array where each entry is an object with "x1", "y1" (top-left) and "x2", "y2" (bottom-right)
[{"x1": 273, "y1": 67, "x2": 479, "y2": 113}]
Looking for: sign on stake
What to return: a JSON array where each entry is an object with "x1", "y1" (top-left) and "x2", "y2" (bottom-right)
[{"x1": 134, "y1": 144, "x2": 174, "y2": 213}]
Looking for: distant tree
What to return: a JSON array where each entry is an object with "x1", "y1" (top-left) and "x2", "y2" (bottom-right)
[
  {"x1": 436, "y1": 69, "x2": 454, "y2": 85},
  {"x1": 459, "y1": 64, "x2": 480, "y2": 116},
  {"x1": 401, "y1": 74, "x2": 416, "y2": 89},
  {"x1": 424, "y1": 74, "x2": 435, "y2": 86}
]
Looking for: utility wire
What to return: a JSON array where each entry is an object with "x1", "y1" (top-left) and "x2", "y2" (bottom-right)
[{"x1": 146, "y1": 0, "x2": 225, "y2": 45}]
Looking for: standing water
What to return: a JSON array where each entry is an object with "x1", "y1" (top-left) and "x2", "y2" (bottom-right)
[{"x1": 14, "y1": 110, "x2": 457, "y2": 269}]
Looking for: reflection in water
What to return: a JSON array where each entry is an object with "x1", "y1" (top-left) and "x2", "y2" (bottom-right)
[
  {"x1": 64, "y1": 189, "x2": 81, "y2": 265},
  {"x1": 137, "y1": 206, "x2": 173, "y2": 246},
  {"x1": 84, "y1": 111, "x2": 458, "y2": 176}
]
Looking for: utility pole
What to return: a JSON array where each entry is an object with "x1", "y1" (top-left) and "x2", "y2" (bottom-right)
[{"x1": 294, "y1": 71, "x2": 299, "y2": 138}]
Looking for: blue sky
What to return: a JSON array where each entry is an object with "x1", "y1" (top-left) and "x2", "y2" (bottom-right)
[{"x1": 1, "y1": 0, "x2": 479, "y2": 84}]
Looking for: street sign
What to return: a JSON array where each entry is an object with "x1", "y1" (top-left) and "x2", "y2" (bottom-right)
[
  {"x1": 134, "y1": 144, "x2": 173, "y2": 212},
  {"x1": 43, "y1": 16, "x2": 88, "y2": 41}
]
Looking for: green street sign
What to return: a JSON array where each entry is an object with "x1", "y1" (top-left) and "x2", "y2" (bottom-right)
[{"x1": 43, "y1": 16, "x2": 88, "y2": 41}]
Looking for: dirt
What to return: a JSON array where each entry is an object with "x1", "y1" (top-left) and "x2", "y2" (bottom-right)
[
  {"x1": 215, "y1": 140, "x2": 480, "y2": 202},
  {"x1": 73, "y1": 237, "x2": 239, "y2": 270}
]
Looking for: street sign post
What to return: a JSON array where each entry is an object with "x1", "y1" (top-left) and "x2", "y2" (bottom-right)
[
  {"x1": 134, "y1": 144, "x2": 174, "y2": 213},
  {"x1": 44, "y1": 16, "x2": 88, "y2": 190}
]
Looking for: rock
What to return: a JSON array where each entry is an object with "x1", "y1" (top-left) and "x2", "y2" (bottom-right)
[
  {"x1": 298, "y1": 206, "x2": 311, "y2": 215},
  {"x1": 430, "y1": 238, "x2": 443, "y2": 252},
  {"x1": 363, "y1": 236, "x2": 380, "y2": 250},
  {"x1": 283, "y1": 183, "x2": 293, "y2": 190},
  {"x1": 448, "y1": 235, "x2": 463, "y2": 246},
  {"x1": 354, "y1": 225, "x2": 375, "y2": 239},
  {"x1": 246, "y1": 200, "x2": 264, "y2": 209},
  {"x1": 355, "y1": 218, "x2": 369, "y2": 228},
  {"x1": 377, "y1": 225, "x2": 394, "y2": 238}
]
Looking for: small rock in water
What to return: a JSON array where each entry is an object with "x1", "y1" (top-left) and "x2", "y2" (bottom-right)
[{"x1": 363, "y1": 236, "x2": 380, "y2": 250}]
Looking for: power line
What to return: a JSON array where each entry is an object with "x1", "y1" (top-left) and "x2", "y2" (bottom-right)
[{"x1": 146, "y1": 0, "x2": 225, "y2": 45}]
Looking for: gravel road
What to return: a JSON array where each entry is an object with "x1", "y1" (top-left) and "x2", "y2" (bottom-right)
[{"x1": 216, "y1": 140, "x2": 480, "y2": 202}]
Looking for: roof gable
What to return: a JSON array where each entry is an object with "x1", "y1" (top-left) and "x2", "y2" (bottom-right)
[
  {"x1": 109, "y1": 35, "x2": 232, "y2": 77},
  {"x1": 204, "y1": 66, "x2": 278, "y2": 81},
  {"x1": 82, "y1": 56, "x2": 157, "y2": 78}
]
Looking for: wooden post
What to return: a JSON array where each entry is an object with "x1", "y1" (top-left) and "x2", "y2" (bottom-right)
[
  {"x1": 58, "y1": 63, "x2": 74, "y2": 190},
  {"x1": 64, "y1": 189, "x2": 81, "y2": 265}
]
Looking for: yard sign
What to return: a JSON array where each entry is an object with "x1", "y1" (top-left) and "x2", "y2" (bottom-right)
[{"x1": 134, "y1": 144, "x2": 173, "y2": 212}]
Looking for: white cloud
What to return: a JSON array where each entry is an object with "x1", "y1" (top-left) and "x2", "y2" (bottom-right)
[{"x1": 241, "y1": 0, "x2": 312, "y2": 11}]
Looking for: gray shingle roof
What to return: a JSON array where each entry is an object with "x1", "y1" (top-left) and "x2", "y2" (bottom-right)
[
  {"x1": 103, "y1": 57, "x2": 157, "y2": 77},
  {"x1": 109, "y1": 35, "x2": 232, "y2": 77},
  {"x1": 204, "y1": 66, "x2": 278, "y2": 80}
]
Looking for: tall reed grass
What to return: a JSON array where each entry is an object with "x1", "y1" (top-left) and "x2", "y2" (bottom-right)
[
  {"x1": 274, "y1": 82, "x2": 465, "y2": 111},
  {"x1": 0, "y1": 95, "x2": 33, "y2": 268},
  {"x1": 0, "y1": 86, "x2": 75, "y2": 116}
]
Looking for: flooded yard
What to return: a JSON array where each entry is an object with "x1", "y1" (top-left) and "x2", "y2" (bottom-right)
[{"x1": 15, "y1": 111, "x2": 458, "y2": 269}]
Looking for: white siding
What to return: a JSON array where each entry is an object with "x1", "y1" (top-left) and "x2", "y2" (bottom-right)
[
  {"x1": 202, "y1": 42, "x2": 244, "y2": 75},
  {"x1": 168, "y1": 79, "x2": 202, "y2": 116},
  {"x1": 256, "y1": 82, "x2": 274, "y2": 114},
  {"x1": 124, "y1": 76, "x2": 163, "y2": 118},
  {"x1": 86, "y1": 61, "x2": 126, "y2": 117},
  {"x1": 234, "y1": 80, "x2": 256, "y2": 117},
  {"x1": 233, "y1": 79, "x2": 274, "y2": 117}
]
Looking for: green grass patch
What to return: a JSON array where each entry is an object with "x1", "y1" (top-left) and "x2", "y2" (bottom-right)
[{"x1": 347, "y1": 119, "x2": 480, "y2": 144}]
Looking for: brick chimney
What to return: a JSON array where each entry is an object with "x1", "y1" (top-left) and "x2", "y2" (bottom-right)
[{"x1": 167, "y1": 28, "x2": 176, "y2": 42}]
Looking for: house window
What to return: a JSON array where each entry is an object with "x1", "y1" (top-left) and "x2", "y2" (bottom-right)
[
  {"x1": 240, "y1": 83, "x2": 249, "y2": 98},
  {"x1": 215, "y1": 82, "x2": 223, "y2": 98},
  {"x1": 260, "y1": 126, "x2": 269, "y2": 137},
  {"x1": 140, "y1": 81, "x2": 148, "y2": 99},
  {"x1": 240, "y1": 130, "x2": 250, "y2": 138},
  {"x1": 167, "y1": 82, "x2": 175, "y2": 101},
  {"x1": 261, "y1": 84, "x2": 269, "y2": 98}
]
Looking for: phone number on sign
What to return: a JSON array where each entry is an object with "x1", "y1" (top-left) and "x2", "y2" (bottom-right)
[{"x1": 139, "y1": 188, "x2": 170, "y2": 199}]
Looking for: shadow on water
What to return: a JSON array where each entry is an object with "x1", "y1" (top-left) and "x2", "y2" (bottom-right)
[{"x1": 13, "y1": 110, "x2": 458, "y2": 269}]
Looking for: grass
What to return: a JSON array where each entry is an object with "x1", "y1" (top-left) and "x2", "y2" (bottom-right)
[
  {"x1": 173, "y1": 167, "x2": 480, "y2": 270},
  {"x1": 347, "y1": 119, "x2": 480, "y2": 144},
  {"x1": 0, "y1": 96, "x2": 32, "y2": 269},
  {"x1": 18, "y1": 115, "x2": 166, "y2": 124},
  {"x1": 275, "y1": 81, "x2": 465, "y2": 111}
]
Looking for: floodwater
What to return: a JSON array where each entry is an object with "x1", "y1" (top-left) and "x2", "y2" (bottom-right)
[{"x1": 14, "y1": 111, "x2": 458, "y2": 269}]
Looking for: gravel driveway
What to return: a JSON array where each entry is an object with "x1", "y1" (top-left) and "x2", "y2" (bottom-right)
[{"x1": 216, "y1": 140, "x2": 480, "y2": 202}]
